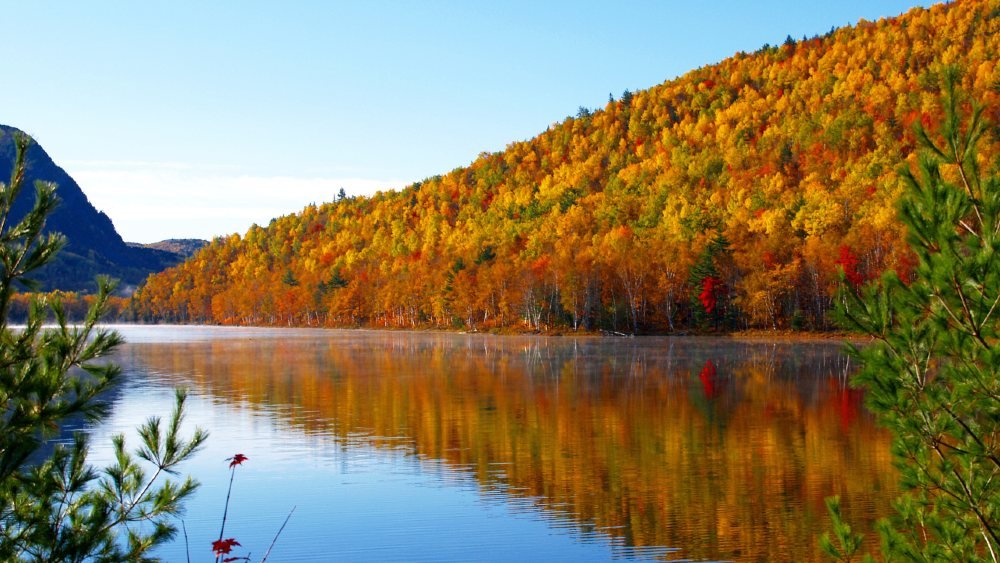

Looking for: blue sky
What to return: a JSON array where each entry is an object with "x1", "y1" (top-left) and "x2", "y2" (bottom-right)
[{"x1": 2, "y1": 1, "x2": 932, "y2": 242}]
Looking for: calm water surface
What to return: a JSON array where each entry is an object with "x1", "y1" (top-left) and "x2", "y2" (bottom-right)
[{"x1": 78, "y1": 326, "x2": 895, "y2": 561}]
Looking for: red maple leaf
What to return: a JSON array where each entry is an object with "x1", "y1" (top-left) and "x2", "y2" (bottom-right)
[
  {"x1": 227, "y1": 453, "x2": 248, "y2": 468},
  {"x1": 212, "y1": 538, "x2": 241, "y2": 557}
]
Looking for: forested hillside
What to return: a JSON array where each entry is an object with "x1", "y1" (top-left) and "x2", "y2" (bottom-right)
[{"x1": 132, "y1": 0, "x2": 1000, "y2": 332}]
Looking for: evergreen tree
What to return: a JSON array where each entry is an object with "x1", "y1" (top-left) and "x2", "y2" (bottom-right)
[
  {"x1": 688, "y1": 234, "x2": 731, "y2": 329},
  {"x1": 620, "y1": 89, "x2": 633, "y2": 106},
  {"x1": 0, "y1": 132, "x2": 206, "y2": 561},
  {"x1": 823, "y1": 68, "x2": 999, "y2": 561}
]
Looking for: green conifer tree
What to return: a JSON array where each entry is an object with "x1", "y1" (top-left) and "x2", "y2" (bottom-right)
[
  {"x1": 0, "y1": 132, "x2": 206, "y2": 561},
  {"x1": 688, "y1": 234, "x2": 732, "y2": 329},
  {"x1": 823, "y1": 68, "x2": 999, "y2": 561}
]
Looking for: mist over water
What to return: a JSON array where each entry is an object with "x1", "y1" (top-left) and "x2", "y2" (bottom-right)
[{"x1": 80, "y1": 326, "x2": 894, "y2": 561}]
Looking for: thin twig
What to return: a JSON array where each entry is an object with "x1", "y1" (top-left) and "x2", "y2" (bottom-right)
[
  {"x1": 952, "y1": 274, "x2": 989, "y2": 347},
  {"x1": 981, "y1": 291, "x2": 1000, "y2": 329},
  {"x1": 932, "y1": 440, "x2": 1000, "y2": 557},
  {"x1": 958, "y1": 219, "x2": 980, "y2": 238},
  {"x1": 216, "y1": 467, "x2": 237, "y2": 563},
  {"x1": 956, "y1": 155, "x2": 985, "y2": 230},
  {"x1": 182, "y1": 519, "x2": 191, "y2": 563},
  {"x1": 259, "y1": 506, "x2": 296, "y2": 563},
  {"x1": 933, "y1": 290, "x2": 979, "y2": 343}
]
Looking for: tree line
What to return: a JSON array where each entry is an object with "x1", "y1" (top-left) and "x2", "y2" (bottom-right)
[{"x1": 131, "y1": 1, "x2": 999, "y2": 333}]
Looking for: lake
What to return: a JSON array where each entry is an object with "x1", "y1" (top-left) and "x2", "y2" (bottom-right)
[{"x1": 77, "y1": 326, "x2": 894, "y2": 561}]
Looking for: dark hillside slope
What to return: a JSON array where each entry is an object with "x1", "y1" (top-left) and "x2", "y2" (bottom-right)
[{"x1": 0, "y1": 126, "x2": 180, "y2": 292}]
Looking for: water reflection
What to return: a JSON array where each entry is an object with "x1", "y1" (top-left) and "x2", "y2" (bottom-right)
[{"x1": 106, "y1": 327, "x2": 894, "y2": 561}]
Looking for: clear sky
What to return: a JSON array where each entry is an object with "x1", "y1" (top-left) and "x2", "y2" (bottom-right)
[{"x1": 1, "y1": 1, "x2": 932, "y2": 243}]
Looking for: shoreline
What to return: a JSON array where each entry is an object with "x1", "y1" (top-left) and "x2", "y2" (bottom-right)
[{"x1": 100, "y1": 321, "x2": 868, "y2": 343}]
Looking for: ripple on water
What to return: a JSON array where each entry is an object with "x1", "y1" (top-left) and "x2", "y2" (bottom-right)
[{"x1": 68, "y1": 327, "x2": 897, "y2": 561}]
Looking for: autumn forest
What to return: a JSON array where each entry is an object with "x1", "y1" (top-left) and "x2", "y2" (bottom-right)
[{"x1": 130, "y1": 1, "x2": 999, "y2": 332}]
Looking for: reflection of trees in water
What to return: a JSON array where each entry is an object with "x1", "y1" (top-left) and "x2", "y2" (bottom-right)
[{"x1": 118, "y1": 333, "x2": 894, "y2": 561}]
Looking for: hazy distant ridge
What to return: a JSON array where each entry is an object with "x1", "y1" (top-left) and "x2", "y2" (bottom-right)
[{"x1": 128, "y1": 239, "x2": 209, "y2": 259}]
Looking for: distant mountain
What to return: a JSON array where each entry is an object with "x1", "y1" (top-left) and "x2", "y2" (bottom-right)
[
  {"x1": 128, "y1": 239, "x2": 209, "y2": 259},
  {"x1": 0, "y1": 126, "x2": 183, "y2": 293}
]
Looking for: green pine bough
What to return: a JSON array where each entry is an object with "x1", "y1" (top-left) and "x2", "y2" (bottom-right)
[
  {"x1": 0, "y1": 131, "x2": 207, "y2": 561},
  {"x1": 823, "y1": 67, "x2": 999, "y2": 561}
]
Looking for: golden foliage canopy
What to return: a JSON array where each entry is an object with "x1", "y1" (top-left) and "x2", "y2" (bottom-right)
[{"x1": 133, "y1": 0, "x2": 1000, "y2": 332}]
